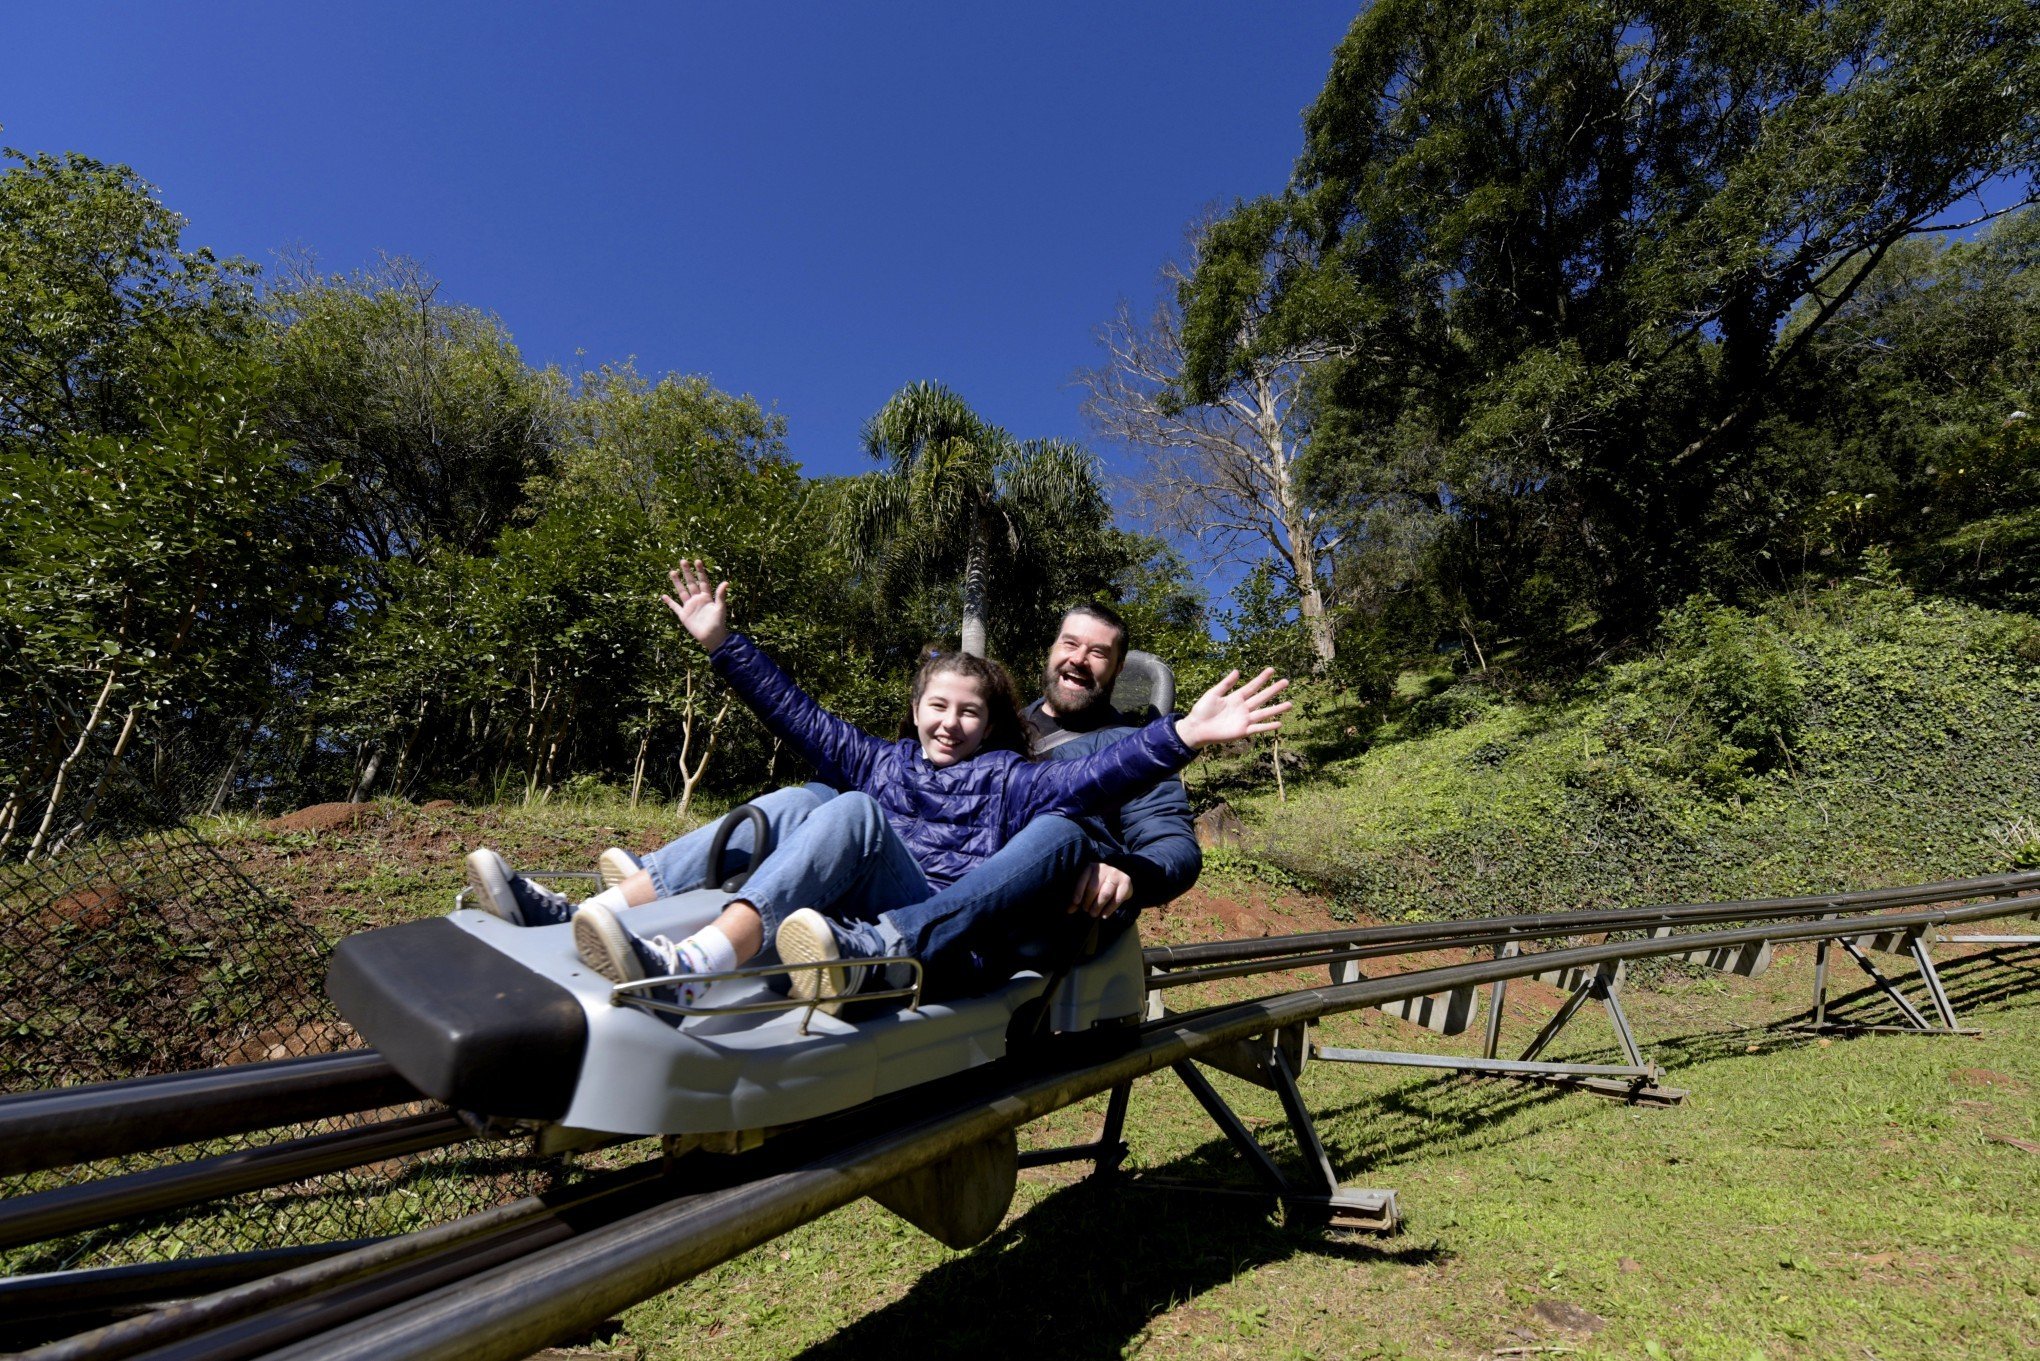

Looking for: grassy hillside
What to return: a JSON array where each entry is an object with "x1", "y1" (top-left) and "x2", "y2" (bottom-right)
[{"x1": 1208, "y1": 573, "x2": 2040, "y2": 921}]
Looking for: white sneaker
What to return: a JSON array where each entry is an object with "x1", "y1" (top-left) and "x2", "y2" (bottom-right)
[
  {"x1": 596, "y1": 847, "x2": 642, "y2": 890},
  {"x1": 465, "y1": 848, "x2": 573, "y2": 927},
  {"x1": 775, "y1": 908, "x2": 874, "y2": 1015}
]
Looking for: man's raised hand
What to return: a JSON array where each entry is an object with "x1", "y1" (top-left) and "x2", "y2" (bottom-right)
[
  {"x1": 663, "y1": 560, "x2": 731, "y2": 652},
  {"x1": 1174, "y1": 668, "x2": 1292, "y2": 750}
]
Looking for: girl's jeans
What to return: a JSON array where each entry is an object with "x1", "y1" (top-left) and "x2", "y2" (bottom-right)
[{"x1": 639, "y1": 785, "x2": 1099, "y2": 996}]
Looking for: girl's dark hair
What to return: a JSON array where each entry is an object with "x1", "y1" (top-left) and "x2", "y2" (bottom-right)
[{"x1": 899, "y1": 647, "x2": 1030, "y2": 756}]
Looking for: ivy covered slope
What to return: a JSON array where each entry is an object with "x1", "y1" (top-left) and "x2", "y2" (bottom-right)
[{"x1": 1231, "y1": 569, "x2": 2040, "y2": 921}]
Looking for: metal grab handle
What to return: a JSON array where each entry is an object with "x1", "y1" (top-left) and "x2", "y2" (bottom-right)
[{"x1": 707, "y1": 805, "x2": 773, "y2": 891}]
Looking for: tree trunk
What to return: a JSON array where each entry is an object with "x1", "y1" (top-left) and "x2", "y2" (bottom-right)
[
  {"x1": 629, "y1": 704, "x2": 655, "y2": 808},
  {"x1": 960, "y1": 535, "x2": 990, "y2": 658},
  {"x1": 206, "y1": 719, "x2": 258, "y2": 815},
  {"x1": 350, "y1": 745, "x2": 384, "y2": 803},
  {"x1": 0, "y1": 791, "x2": 22, "y2": 854},
  {"x1": 672, "y1": 666, "x2": 732, "y2": 824},
  {"x1": 1293, "y1": 543, "x2": 1336, "y2": 673},
  {"x1": 388, "y1": 699, "x2": 432, "y2": 798},
  {"x1": 70, "y1": 701, "x2": 143, "y2": 833},
  {"x1": 28, "y1": 666, "x2": 120, "y2": 859},
  {"x1": 1275, "y1": 443, "x2": 1336, "y2": 674}
]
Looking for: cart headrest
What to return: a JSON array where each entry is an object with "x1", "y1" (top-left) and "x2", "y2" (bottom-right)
[{"x1": 1109, "y1": 649, "x2": 1174, "y2": 718}]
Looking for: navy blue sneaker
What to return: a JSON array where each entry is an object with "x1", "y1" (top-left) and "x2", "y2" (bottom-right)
[
  {"x1": 572, "y1": 902, "x2": 708, "y2": 1008},
  {"x1": 777, "y1": 909, "x2": 902, "y2": 1014},
  {"x1": 464, "y1": 848, "x2": 573, "y2": 926}
]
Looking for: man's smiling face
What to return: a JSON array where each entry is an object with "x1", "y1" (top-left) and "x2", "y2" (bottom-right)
[{"x1": 1041, "y1": 612, "x2": 1125, "y2": 716}]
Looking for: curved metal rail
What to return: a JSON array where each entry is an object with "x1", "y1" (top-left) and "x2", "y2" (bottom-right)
[
  {"x1": 23, "y1": 888, "x2": 2039, "y2": 1361},
  {"x1": 1142, "y1": 869, "x2": 2040, "y2": 982},
  {"x1": 0, "y1": 1052, "x2": 417, "y2": 1178}
]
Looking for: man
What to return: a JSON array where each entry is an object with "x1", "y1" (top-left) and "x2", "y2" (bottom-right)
[{"x1": 1023, "y1": 602, "x2": 1202, "y2": 926}]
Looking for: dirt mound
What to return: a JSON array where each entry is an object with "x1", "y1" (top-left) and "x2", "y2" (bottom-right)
[
  {"x1": 224, "y1": 1020, "x2": 358, "y2": 1065},
  {"x1": 45, "y1": 882, "x2": 129, "y2": 932},
  {"x1": 265, "y1": 802, "x2": 374, "y2": 834},
  {"x1": 1193, "y1": 803, "x2": 1248, "y2": 849}
]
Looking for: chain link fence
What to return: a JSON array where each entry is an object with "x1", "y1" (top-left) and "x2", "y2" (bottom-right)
[{"x1": 1, "y1": 749, "x2": 601, "y2": 1276}]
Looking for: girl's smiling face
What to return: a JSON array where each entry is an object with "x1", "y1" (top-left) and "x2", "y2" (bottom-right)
[{"x1": 914, "y1": 671, "x2": 991, "y2": 767}]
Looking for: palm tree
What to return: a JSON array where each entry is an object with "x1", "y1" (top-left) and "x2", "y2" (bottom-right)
[{"x1": 839, "y1": 381, "x2": 1103, "y2": 657}]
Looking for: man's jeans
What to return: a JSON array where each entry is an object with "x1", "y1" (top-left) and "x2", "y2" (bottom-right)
[{"x1": 638, "y1": 784, "x2": 1097, "y2": 996}]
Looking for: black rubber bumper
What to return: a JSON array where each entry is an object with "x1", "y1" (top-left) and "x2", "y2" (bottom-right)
[{"x1": 325, "y1": 918, "x2": 588, "y2": 1121}]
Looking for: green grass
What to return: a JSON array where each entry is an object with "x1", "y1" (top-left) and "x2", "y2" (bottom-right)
[{"x1": 605, "y1": 941, "x2": 2040, "y2": 1360}]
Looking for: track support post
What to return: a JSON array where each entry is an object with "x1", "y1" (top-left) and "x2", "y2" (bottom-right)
[
  {"x1": 1320, "y1": 957, "x2": 1685, "y2": 1105},
  {"x1": 1802, "y1": 922, "x2": 1976, "y2": 1035},
  {"x1": 1160, "y1": 1028, "x2": 1399, "y2": 1233}
]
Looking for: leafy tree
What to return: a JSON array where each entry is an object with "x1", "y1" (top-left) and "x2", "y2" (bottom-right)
[
  {"x1": 266, "y1": 256, "x2": 565, "y2": 567},
  {"x1": 1181, "y1": 0, "x2": 2040, "y2": 646},
  {"x1": 1773, "y1": 209, "x2": 2040, "y2": 606},
  {"x1": 0, "y1": 149, "x2": 312, "y2": 852},
  {"x1": 0, "y1": 149, "x2": 259, "y2": 454},
  {"x1": 839, "y1": 380, "x2": 1110, "y2": 659}
]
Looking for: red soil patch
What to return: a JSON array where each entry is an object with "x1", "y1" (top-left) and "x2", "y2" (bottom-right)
[
  {"x1": 1151, "y1": 882, "x2": 1345, "y2": 941},
  {"x1": 225, "y1": 1020, "x2": 358, "y2": 1065},
  {"x1": 265, "y1": 802, "x2": 374, "y2": 834},
  {"x1": 44, "y1": 882, "x2": 128, "y2": 932},
  {"x1": 1949, "y1": 1067, "x2": 2025, "y2": 1092}
]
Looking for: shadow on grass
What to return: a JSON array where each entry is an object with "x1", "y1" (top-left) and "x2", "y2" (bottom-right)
[
  {"x1": 791, "y1": 1164, "x2": 1441, "y2": 1361},
  {"x1": 1771, "y1": 942, "x2": 2040, "y2": 1030}
]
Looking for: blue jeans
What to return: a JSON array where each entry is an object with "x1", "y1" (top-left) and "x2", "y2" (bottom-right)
[
  {"x1": 883, "y1": 814, "x2": 1098, "y2": 995},
  {"x1": 641, "y1": 785, "x2": 1098, "y2": 997},
  {"x1": 641, "y1": 782, "x2": 843, "y2": 920}
]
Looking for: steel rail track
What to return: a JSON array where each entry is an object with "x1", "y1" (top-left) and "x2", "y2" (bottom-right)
[
  {"x1": 1145, "y1": 885, "x2": 2040, "y2": 992},
  {"x1": 0, "y1": 1111, "x2": 472, "y2": 1253},
  {"x1": 36, "y1": 891, "x2": 2035, "y2": 1361},
  {"x1": 12, "y1": 1158, "x2": 680, "y2": 1361},
  {"x1": 1141, "y1": 869, "x2": 2040, "y2": 975},
  {"x1": 0, "y1": 1052, "x2": 418, "y2": 1178}
]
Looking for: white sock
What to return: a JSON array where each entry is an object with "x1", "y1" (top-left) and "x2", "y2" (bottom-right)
[
  {"x1": 677, "y1": 923, "x2": 739, "y2": 976},
  {"x1": 579, "y1": 886, "x2": 631, "y2": 915}
]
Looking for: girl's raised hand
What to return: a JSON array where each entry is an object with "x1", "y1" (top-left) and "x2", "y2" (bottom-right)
[
  {"x1": 662, "y1": 560, "x2": 731, "y2": 652},
  {"x1": 1174, "y1": 668, "x2": 1292, "y2": 750}
]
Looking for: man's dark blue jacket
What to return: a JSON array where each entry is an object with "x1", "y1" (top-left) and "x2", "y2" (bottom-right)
[{"x1": 1023, "y1": 697, "x2": 1202, "y2": 909}]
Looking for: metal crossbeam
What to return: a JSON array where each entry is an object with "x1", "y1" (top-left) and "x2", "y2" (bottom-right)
[
  {"x1": 1157, "y1": 1033, "x2": 1399, "y2": 1233},
  {"x1": 1806, "y1": 915, "x2": 1976, "y2": 1034}
]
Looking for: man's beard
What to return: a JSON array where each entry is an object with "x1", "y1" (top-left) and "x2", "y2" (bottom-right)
[{"x1": 1042, "y1": 658, "x2": 1110, "y2": 716}]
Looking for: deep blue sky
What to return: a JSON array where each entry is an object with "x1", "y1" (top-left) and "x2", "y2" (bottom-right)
[{"x1": 2, "y1": 2, "x2": 1357, "y2": 493}]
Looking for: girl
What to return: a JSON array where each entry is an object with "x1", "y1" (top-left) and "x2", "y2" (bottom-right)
[{"x1": 471, "y1": 561, "x2": 1289, "y2": 1011}]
